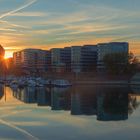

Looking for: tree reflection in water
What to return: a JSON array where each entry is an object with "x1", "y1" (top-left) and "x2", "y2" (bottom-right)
[
  {"x1": 128, "y1": 95, "x2": 140, "y2": 115},
  {"x1": 0, "y1": 84, "x2": 4, "y2": 100}
]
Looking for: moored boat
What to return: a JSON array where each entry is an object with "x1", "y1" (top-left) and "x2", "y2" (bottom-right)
[{"x1": 52, "y1": 79, "x2": 72, "y2": 87}]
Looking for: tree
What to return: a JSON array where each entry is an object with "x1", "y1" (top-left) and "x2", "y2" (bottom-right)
[
  {"x1": 103, "y1": 52, "x2": 139, "y2": 75},
  {"x1": 127, "y1": 52, "x2": 139, "y2": 74}
]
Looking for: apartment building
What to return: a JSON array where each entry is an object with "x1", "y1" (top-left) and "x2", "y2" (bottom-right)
[
  {"x1": 97, "y1": 42, "x2": 129, "y2": 72},
  {"x1": 13, "y1": 49, "x2": 48, "y2": 75},
  {"x1": 71, "y1": 45, "x2": 98, "y2": 72}
]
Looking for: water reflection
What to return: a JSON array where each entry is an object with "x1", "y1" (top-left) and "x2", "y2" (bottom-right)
[
  {"x1": 71, "y1": 86, "x2": 97, "y2": 115},
  {"x1": 37, "y1": 87, "x2": 51, "y2": 106},
  {"x1": 13, "y1": 87, "x2": 37, "y2": 103},
  {"x1": 3, "y1": 85, "x2": 140, "y2": 121},
  {"x1": 0, "y1": 85, "x2": 4, "y2": 100},
  {"x1": 51, "y1": 87, "x2": 71, "y2": 111},
  {"x1": 96, "y1": 87, "x2": 129, "y2": 121}
]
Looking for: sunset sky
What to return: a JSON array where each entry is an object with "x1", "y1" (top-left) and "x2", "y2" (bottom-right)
[{"x1": 0, "y1": 0, "x2": 140, "y2": 58}]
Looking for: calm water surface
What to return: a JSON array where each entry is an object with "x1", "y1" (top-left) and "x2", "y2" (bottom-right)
[{"x1": 0, "y1": 84, "x2": 140, "y2": 140}]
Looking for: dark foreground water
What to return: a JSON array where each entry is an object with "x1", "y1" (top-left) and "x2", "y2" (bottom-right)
[{"x1": 0, "y1": 84, "x2": 140, "y2": 140}]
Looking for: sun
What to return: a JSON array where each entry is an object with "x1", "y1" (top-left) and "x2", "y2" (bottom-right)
[{"x1": 4, "y1": 51, "x2": 13, "y2": 59}]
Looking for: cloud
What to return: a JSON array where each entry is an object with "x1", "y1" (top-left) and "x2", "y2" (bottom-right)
[
  {"x1": 0, "y1": 0, "x2": 37, "y2": 19},
  {"x1": 58, "y1": 24, "x2": 129, "y2": 35},
  {"x1": 111, "y1": 34, "x2": 140, "y2": 42},
  {"x1": 0, "y1": 28, "x2": 16, "y2": 32},
  {"x1": 9, "y1": 11, "x2": 46, "y2": 17},
  {"x1": 0, "y1": 20, "x2": 30, "y2": 29}
]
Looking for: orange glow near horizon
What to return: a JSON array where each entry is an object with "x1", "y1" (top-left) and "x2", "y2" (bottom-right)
[
  {"x1": 3, "y1": 41, "x2": 140, "y2": 59},
  {"x1": 4, "y1": 51, "x2": 13, "y2": 59},
  {"x1": 3, "y1": 37, "x2": 113, "y2": 59}
]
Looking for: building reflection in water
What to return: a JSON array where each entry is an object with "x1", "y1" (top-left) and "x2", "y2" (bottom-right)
[
  {"x1": 37, "y1": 87, "x2": 51, "y2": 106},
  {"x1": 0, "y1": 84, "x2": 4, "y2": 101},
  {"x1": 11, "y1": 85, "x2": 140, "y2": 121},
  {"x1": 71, "y1": 86, "x2": 97, "y2": 115},
  {"x1": 51, "y1": 87, "x2": 71, "y2": 111},
  {"x1": 13, "y1": 87, "x2": 37, "y2": 103}
]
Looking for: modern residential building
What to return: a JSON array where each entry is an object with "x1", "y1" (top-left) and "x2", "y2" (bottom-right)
[
  {"x1": 51, "y1": 47, "x2": 71, "y2": 72},
  {"x1": 13, "y1": 51, "x2": 22, "y2": 67},
  {"x1": 61, "y1": 47, "x2": 71, "y2": 72},
  {"x1": 97, "y1": 42, "x2": 129, "y2": 72},
  {"x1": 82, "y1": 45, "x2": 98, "y2": 72},
  {"x1": 71, "y1": 46, "x2": 81, "y2": 73},
  {"x1": 71, "y1": 45, "x2": 98, "y2": 72},
  {"x1": 13, "y1": 49, "x2": 48, "y2": 75},
  {"x1": 45, "y1": 50, "x2": 52, "y2": 72},
  {"x1": 51, "y1": 48, "x2": 63, "y2": 72},
  {"x1": 13, "y1": 42, "x2": 129, "y2": 75}
]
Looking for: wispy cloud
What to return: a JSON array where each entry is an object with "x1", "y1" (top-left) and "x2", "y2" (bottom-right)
[
  {"x1": 0, "y1": 20, "x2": 30, "y2": 29},
  {"x1": 0, "y1": 0, "x2": 37, "y2": 19},
  {"x1": 58, "y1": 24, "x2": 129, "y2": 35},
  {"x1": 0, "y1": 28, "x2": 16, "y2": 32},
  {"x1": 10, "y1": 11, "x2": 46, "y2": 17}
]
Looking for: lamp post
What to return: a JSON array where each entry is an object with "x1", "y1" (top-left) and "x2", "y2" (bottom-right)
[
  {"x1": 4, "y1": 59, "x2": 7, "y2": 102},
  {"x1": 3, "y1": 57, "x2": 9, "y2": 102}
]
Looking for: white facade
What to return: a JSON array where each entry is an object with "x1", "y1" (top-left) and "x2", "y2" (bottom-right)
[
  {"x1": 13, "y1": 49, "x2": 47, "y2": 74},
  {"x1": 71, "y1": 46, "x2": 82, "y2": 73}
]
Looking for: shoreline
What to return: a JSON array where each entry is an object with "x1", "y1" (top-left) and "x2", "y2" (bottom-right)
[
  {"x1": 74, "y1": 81, "x2": 128, "y2": 85},
  {"x1": 72, "y1": 80, "x2": 140, "y2": 86}
]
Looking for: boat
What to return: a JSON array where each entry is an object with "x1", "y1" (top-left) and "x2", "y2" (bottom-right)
[
  {"x1": 27, "y1": 80, "x2": 36, "y2": 87},
  {"x1": 10, "y1": 81, "x2": 18, "y2": 89},
  {"x1": 36, "y1": 82, "x2": 44, "y2": 87},
  {"x1": 52, "y1": 79, "x2": 72, "y2": 87},
  {"x1": 18, "y1": 80, "x2": 26, "y2": 88},
  {"x1": 36, "y1": 78, "x2": 46, "y2": 86}
]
